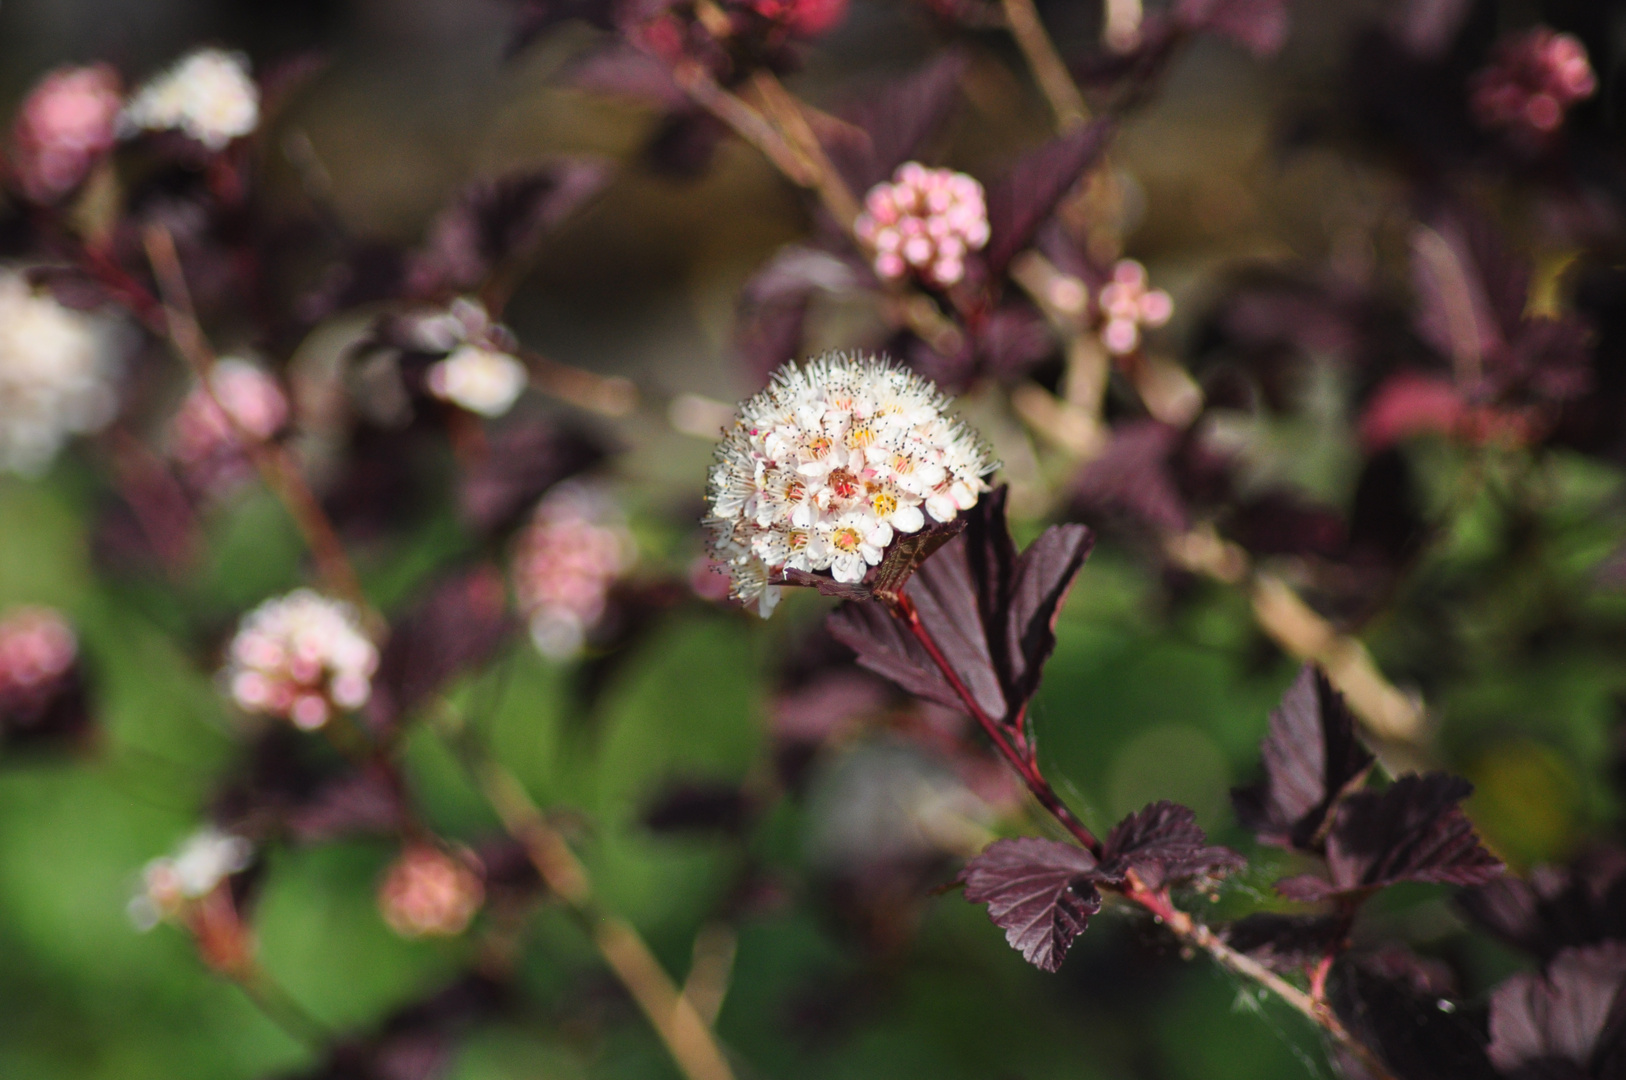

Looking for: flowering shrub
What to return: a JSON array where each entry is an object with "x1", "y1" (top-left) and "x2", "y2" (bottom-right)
[{"x1": 4, "y1": 4, "x2": 1626, "y2": 1080}]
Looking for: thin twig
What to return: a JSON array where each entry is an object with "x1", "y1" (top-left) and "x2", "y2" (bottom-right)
[
  {"x1": 893, "y1": 601, "x2": 1397, "y2": 1079},
  {"x1": 142, "y1": 224, "x2": 368, "y2": 612},
  {"x1": 1000, "y1": 0, "x2": 1090, "y2": 129},
  {"x1": 430, "y1": 705, "x2": 738, "y2": 1080}
]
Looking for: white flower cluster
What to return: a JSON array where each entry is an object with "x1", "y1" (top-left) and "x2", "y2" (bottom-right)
[
  {"x1": 854, "y1": 163, "x2": 990, "y2": 289},
  {"x1": 414, "y1": 297, "x2": 529, "y2": 418},
  {"x1": 512, "y1": 483, "x2": 637, "y2": 660},
  {"x1": 705, "y1": 352, "x2": 994, "y2": 616},
  {"x1": 223, "y1": 589, "x2": 378, "y2": 730},
  {"x1": 0, "y1": 270, "x2": 122, "y2": 476},
  {"x1": 1097, "y1": 258, "x2": 1172, "y2": 356},
  {"x1": 128, "y1": 827, "x2": 254, "y2": 931},
  {"x1": 122, "y1": 48, "x2": 259, "y2": 151},
  {"x1": 0, "y1": 606, "x2": 77, "y2": 700},
  {"x1": 169, "y1": 357, "x2": 288, "y2": 496}
]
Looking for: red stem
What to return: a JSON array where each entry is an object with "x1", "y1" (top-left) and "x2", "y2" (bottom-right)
[{"x1": 894, "y1": 595, "x2": 1102, "y2": 856}]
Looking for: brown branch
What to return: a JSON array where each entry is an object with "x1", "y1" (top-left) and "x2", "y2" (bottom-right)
[
  {"x1": 1000, "y1": 0, "x2": 1090, "y2": 130},
  {"x1": 142, "y1": 225, "x2": 368, "y2": 613},
  {"x1": 431, "y1": 706, "x2": 739, "y2": 1080}
]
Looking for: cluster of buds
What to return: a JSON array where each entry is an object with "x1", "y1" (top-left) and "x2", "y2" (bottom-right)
[
  {"x1": 0, "y1": 606, "x2": 80, "y2": 733},
  {"x1": 8, "y1": 65, "x2": 122, "y2": 204},
  {"x1": 1097, "y1": 259, "x2": 1173, "y2": 356},
  {"x1": 1470, "y1": 28, "x2": 1596, "y2": 145},
  {"x1": 223, "y1": 589, "x2": 378, "y2": 731},
  {"x1": 168, "y1": 358, "x2": 289, "y2": 499},
  {"x1": 409, "y1": 298, "x2": 530, "y2": 418},
  {"x1": 512, "y1": 483, "x2": 638, "y2": 659},
  {"x1": 121, "y1": 48, "x2": 259, "y2": 151},
  {"x1": 0, "y1": 269, "x2": 122, "y2": 477},
  {"x1": 705, "y1": 352, "x2": 994, "y2": 615},
  {"x1": 854, "y1": 164, "x2": 990, "y2": 290},
  {"x1": 377, "y1": 844, "x2": 485, "y2": 938}
]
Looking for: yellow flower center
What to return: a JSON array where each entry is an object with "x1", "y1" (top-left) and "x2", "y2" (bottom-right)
[
  {"x1": 872, "y1": 492, "x2": 898, "y2": 516},
  {"x1": 832, "y1": 528, "x2": 862, "y2": 553},
  {"x1": 848, "y1": 425, "x2": 875, "y2": 448}
]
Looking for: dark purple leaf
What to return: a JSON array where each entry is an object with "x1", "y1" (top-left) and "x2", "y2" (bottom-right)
[
  {"x1": 1233, "y1": 664, "x2": 1374, "y2": 854},
  {"x1": 829, "y1": 488, "x2": 1093, "y2": 730},
  {"x1": 1277, "y1": 773, "x2": 1503, "y2": 900},
  {"x1": 1330, "y1": 955, "x2": 1496, "y2": 1080},
  {"x1": 827, "y1": 596, "x2": 964, "y2": 713},
  {"x1": 410, "y1": 161, "x2": 611, "y2": 295},
  {"x1": 974, "y1": 302, "x2": 1057, "y2": 380},
  {"x1": 823, "y1": 52, "x2": 967, "y2": 195},
  {"x1": 642, "y1": 780, "x2": 753, "y2": 835},
  {"x1": 959, "y1": 836, "x2": 1104, "y2": 972},
  {"x1": 643, "y1": 107, "x2": 728, "y2": 180},
  {"x1": 458, "y1": 418, "x2": 607, "y2": 535},
  {"x1": 284, "y1": 974, "x2": 508, "y2": 1080},
  {"x1": 366, "y1": 565, "x2": 515, "y2": 734},
  {"x1": 984, "y1": 120, "x2": 1113, "y2": 279},
  {"x1": 1222, "y1": 913, "x2": 1348, "y2": 973},
  {"x1": 1459, "y1": 848, "x2": 1626, "y2": 966},
  {"x1": 0, "y1": 662, "x2": 92, "y2": 753},
  {"x1": 284, "y1": 765, "x2": 407, "y2": 843},
  {"x1": 1100, "y1": 801, "x2": 1244, "y2": 889},
  {"x1": 1175, "y1": 0, "x2": 1289, "y2": 57},
  {"x1": 566, "y1": 44, "x2": 686, "y2": 108},
  {"x1": 1071, "y1": 420, "x2": 1189, "y2": 534},
  {"x1": 1488, "y1": 944, "x2": 1626, "y2": 1077}
]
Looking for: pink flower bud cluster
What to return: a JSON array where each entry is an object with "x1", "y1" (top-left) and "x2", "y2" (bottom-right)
[
  {"x1": 168, "y1": 358, "x2": 288, "y2": 498},
  {"x1": 128, "y1": 827, "x2": 253, "y2": 931},
  {"x1": 9, "y1": 65, "x2": 122, "y2": 204},
  {"x1": 512, "y1": 484, "x2": 638, "y2": 659},
  {"x1": 748, "y1": 0, "x2": 849, "y2": 35},
  {"x1": 377, "y1": 844, "x2": 484, "y2": 938},
  {"x1": 854, "y1": 164, "x2": 990, "y2": 289},
  {"x1": 1470, "y1": 28, "x2": 1596, "y2": 143},
  {"x1": 1097, "y1": 259, "x2": 1173, "y2": 356},
  {"x1": 0, "y1": 606, "x2": 77, "y2": 712},
  {"x1": 223, "y1": 589, "x2": 378, "y2": 731}
]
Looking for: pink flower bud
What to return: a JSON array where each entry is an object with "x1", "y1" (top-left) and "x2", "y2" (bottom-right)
[{"x1": 9, "y1": 65, "x2": 121, "y2": 204}]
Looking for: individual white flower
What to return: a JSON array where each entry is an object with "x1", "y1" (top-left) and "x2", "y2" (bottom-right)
[
  {"x1": 122, "y1": 48, "x2": 259, "y2": 151},
  {"x1": 1097, "y1": 259, "x2": 1173, "y2": 356},
  {"x1": 128, "y1": 827, "x2": 253, "y2": 931},
  {"x1": 0, "y1": 270, "x2": 122, "y2": 476},
  {"x1": 854, "y1": 163, "x2": 990, "y2": 289},
  {"x1": 512, "y1": 483, "x2": 637, "y2": 659},
  {"x1": 222, "y1": 589, "x2": 378, "y2": 730},
  {"x1": 704, "y1": 352, "x2": 995, "y2": 615},
  {"x1": 427, "y1": 345, "x2": 529, "y2": 417}
]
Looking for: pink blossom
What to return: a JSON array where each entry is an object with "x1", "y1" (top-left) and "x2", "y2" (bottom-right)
[
  {"x1": 1470, "y1": 28, "x2": 1596, "y2": 145},
  {"x1": 9, "y1": 65, "x2": 121, "y2": 204},
  {"x1": 854, "y1": 164, "x2": 990, "y2": 290}
]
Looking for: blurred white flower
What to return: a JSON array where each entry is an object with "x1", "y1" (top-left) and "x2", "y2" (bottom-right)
[
  {"x1": 168, "y1": 357, "x2": 288, "y2": 497},
  {"x1": 377, "y1": 844, "x2": 484, "y2": 938},
  {"x1": 128, "y1": 827, "x2": 253, "y2": 931},
  {"x1": 0, "y1": 270, "x2": 122, "y2": 476},
  {"x1": 705, "y1": 352, "x2": 994, "y2": 615},
  {"x1": 222, "y1": 589, "x2": 378, "y2": 730},
  {"x1": 427, "y1": 345, "x2": 528, "y2": 417},
  {"x1": 122, "y1": 48, "x2": 259, "y2": 151},
  {"x1": 512, "y1": 483, "x2": 637, "y2": 659}
]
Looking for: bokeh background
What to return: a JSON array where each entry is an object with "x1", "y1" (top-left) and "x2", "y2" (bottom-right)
[{"x1": 0, "y1": 0, "x2": 1621, "y2": 1077}]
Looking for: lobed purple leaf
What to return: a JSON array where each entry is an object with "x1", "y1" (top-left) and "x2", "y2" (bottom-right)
[
  {"x1": 1101, "y1": 801, "x2": 1245, "y2": 889},
  {"x1": 984, "y1": 120, "x2": 1112, "y2": 279},
  {"x1": 959, "y1": 837, "x2": 1104, "y2": 972},
  {"x1": 1487, "y1": 943, "x2": 1626, "y2": 1077}
]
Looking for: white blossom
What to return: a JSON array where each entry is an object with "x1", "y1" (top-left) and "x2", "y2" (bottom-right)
[
  {"x1": 0, "y1": 270, "x2": 122, "y2": 476},
  {"x1": 222, "y1": 589, "x2": 378, "y2": 730},
  {"x1": 704, "y1": 352, "x2": 995, "y2": 616},
  {"x1": 128, "y1": 827, "x2": 253, "y2": 931},
  {"x1": 122, "y1": 48, "x2": 259, "y2": 151},
  {"x1": 512, "y1": 483, "x2": 637, "y2": 659},
  {"x1": 427, "y1": 345, "x2": 529, "y2": 417}
]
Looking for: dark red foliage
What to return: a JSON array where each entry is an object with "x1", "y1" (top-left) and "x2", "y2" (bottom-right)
[
  {"x1": 1459, "y1": 848, "x2": 1626, "y2": 966},
  {"x1": 1275, "y1": 773, "x2": 1503, "y2": 901},
  {"x1": 821, "y1": 52, "x2": 968, "y2": 196},
  {"x1": 1232, "y1": 664, "x2": 1375, "y2": 854},
  {"x1": 983, "y1": 121, "x2": 1113, "y2": 279},
  {"x1": 828, "y1": 487, "x2": 1093, "y2": 728},
  {"x1": 958, "y1": 836, "x2": 1104, "y2": 973},
  {"x1": 1487, "y1": 943, "x2": 1626, "y2": 1079},
  {"x1": 1098, "y1": 800, "x2": 1244, "y2": 890}
]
